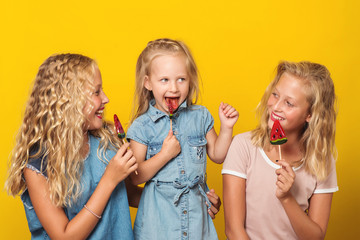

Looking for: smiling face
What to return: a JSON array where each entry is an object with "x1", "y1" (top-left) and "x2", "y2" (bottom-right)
[
  {"x1": 144, "y1": 53, "x2": 190, "y2": 114},
  {"x1": 84, "y1": 68, "x2": 109, "y2": 131},
  {"x1": 267, "y1": 72, "x2": 311, "y2": 136}
]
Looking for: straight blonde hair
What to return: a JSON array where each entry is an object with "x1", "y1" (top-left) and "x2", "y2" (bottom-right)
[
  {"x1": 131, "y1": 38, "x2": 200, "y2": 122},
  {"x1": 6, "y1": 54, "x2": 120, "y2": 207},
  {"x1": 251, "y1": 61, "x2": 337, "y2": 180}
]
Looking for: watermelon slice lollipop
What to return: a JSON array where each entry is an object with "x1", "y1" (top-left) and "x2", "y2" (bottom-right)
[
  {"x1": 165, "y1": 98, "x2": 179, "y2": 118},
  {"x1": 114, "y1": 114, "x2": 126, "y2": 140},
  {"x1": 270, "y1": 120, "x2": 288, "y2": 145},
  {"x1": 270, "y1": 120, "x2": 287, "y2": 160},
  {"x1": 165, "y1": 98, "x2": 179, "y2": 130},
  {"x1": 113, "y1": 114, "x2": 138, "y2": 175}
]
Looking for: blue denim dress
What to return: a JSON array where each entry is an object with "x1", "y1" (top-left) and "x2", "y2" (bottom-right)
[
  {"x1": 21, "y1": 135, "x2": 134, "y2": 240},
  {"x1": 127, "y1": 100, "x2": 219, "y2": 240}
]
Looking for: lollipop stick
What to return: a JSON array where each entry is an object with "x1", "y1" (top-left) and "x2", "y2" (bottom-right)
[
  {"x1": 278, "y1": 145, "x2": 282, "y2": 160},
  {"x1": 170, "y1": 118, "x2": 173, "y2": 131}
]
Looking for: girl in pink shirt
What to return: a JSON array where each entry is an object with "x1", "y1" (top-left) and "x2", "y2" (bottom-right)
[{"x1": 222, "y1": 61, "x2": 338, "y2": 240}]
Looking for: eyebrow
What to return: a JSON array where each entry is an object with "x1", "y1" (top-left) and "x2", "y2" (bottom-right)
[{"x1": 274, "y1": 87, "x2": 295, "y2": 101}]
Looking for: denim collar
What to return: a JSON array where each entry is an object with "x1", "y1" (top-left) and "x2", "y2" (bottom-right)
[{"x1": 148, "y1": 99, "x2": 188, "y2": 122}]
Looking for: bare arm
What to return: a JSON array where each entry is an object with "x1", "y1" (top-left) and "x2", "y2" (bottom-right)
[
  {"x1": 129, "y1": 130, "x2": 181, "y2": 185},
  {"x1": 276, "y1": 160, "x2": 333, "y2": 240},
  {"x1": 223, "y1": 174, "x2": 249, "y2": 240},
  {"x1": 125, "y1": 177, "x2": 143, "y2": 208},
  {"x1": 206, "y1": 103, "x2": 238, "y2": 164},
  {"x1": 24, "y1": 143, "x2": 137, "y2": 240}
]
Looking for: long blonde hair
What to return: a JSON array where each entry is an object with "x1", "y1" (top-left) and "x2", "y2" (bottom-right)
[
  {"x1": 131, "y1": 38, "x2": 200, "y2": 122},
  {"x1": 6, "y1": 53, "x2": 120, "y2": 207},
  {"x1": 251, "y1": 61, "x2": 337, "y2": 180}
]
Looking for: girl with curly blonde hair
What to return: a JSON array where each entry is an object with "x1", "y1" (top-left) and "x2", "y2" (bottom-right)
[
  {"x1": 222, "y1": 61, "x2": 338, "y2": 239},
  {"x1": 5, "y1": 53, "x2": 138, "y2": 239}
]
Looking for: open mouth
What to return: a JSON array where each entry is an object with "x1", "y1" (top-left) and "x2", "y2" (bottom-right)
[
  {"x1": 165, "y1": 97, "x2": 179, "y2": 115},
  {"x1": 95, "y1": 107, "x2": 104, "y2": 119},
  {"x1": 271, "y1": 112, "x2": 285, "y2": 121}
]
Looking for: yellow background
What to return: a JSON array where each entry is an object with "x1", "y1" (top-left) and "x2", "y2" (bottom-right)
[{"x1": 1, "y1": 0, "x2": 359, "y2": 239}]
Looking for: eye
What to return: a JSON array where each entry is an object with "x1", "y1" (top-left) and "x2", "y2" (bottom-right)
[
  {"x1": 94, "y1": 87, "x2": 103, "y2": 96},
  {"x1": 178, "y1": 78, "x2": 186, "y2": 82},
  {"x1": 286, "y1": 101, "x2": 294, "y2": 107},
  {"x1": 160, "y1": 78, "x2": 168, "y2": 82},
  {"x1": 271, "y1": 92, "x2": 279, "y2": 98}
]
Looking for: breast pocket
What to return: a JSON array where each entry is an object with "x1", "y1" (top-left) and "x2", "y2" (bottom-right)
[
  {"x1": 188, "y1": 135, "x2": 207, "y2": 164},
  {"x1": 147, "y1": 142, "x2": 163, "y2": 159}
]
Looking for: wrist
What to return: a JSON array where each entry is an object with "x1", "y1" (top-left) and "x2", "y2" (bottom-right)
[
  {"x1": 101, "y1": 170, "x2": 119, "y2": 190},
  {"x1": 158, "y1": 150, "x2": 172, "y2": 163},
  {"x1": 220, "y1": 125, "x2": 233, "y2": 135},
  {"x1": 278, "y1": 193, "x2": 293, "y2": 204}
]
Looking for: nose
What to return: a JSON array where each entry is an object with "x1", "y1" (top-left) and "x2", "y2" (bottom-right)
[
  {"x1": 102, "y1": 91, "x2": 109, "y2": 104},
  {"x1": 169, "y1": 80, "x2": 179, "y2": 92},
  {"x1": 272, "y1": 98, "x2": 282, "y2": 112}
]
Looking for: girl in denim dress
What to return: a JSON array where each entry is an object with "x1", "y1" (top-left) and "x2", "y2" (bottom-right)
[
  {"x1": 5, "y1": 54, "x2": 139, "y2": 239},
  {"x1": 127, "y1": 38, "x2": 239, "y2": 240}
]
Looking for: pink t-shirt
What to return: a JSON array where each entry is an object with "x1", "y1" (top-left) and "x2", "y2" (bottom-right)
[{"x1": 222, "y1": 132, "x2": 338, "y2": 240}]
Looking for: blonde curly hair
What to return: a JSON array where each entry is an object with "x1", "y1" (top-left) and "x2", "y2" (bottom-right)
[
  {"x1": 5, "y1": 53, "x2": 120, "y2": 207},
  {"x1": 131, "y1": 38, "x2": 200, "y2": 122},
  {"x1": 251, "y1": 61, "x2": 337, "y2": 180}
]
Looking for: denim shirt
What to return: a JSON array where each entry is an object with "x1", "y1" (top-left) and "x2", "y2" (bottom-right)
[
  {"x1": 21, "y1": 135, "x2": 134, "y2": 240},
  {"x1": 127, "y1": 100, "x2": 218, "y2": 240}
]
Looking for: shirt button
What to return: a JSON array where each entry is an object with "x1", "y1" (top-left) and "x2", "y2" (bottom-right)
[
  {"x1": 174, "y1": 131, "x2": 178, "y2": 135},
  {"x1": 183, "y1": 210, "x2": 187, "y2": 214},
  {"x1": 183, "y1": 232, "x2": 187, "y2": 236},
  {"x1": 181, "y1": 170, "x2": 185, "y2": 174}
]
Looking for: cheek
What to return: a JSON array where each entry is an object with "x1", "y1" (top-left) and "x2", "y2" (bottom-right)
[
  {"x1": 267, "y1": 96, "x2": 275, "y2": 108},
  {"x1": 92, "y1": 96, "x2": 102, "y2": 107}
]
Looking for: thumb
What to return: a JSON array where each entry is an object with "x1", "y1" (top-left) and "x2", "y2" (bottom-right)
[
  {"x1": 219, "y1": 102, "x2": 224, "y2": 110},
  {"x1": 167, "y1": 129, "x2": 173, "y2": 137}
]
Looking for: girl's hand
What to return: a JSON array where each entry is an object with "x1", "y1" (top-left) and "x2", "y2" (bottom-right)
[
  {"x1": 206, "y1": 189, "x2": 222, "y2": 219},
  {"x1": 275, "y1": 160, "x2": 296, "y2": 201},
  {"x1": 104, "y1": 143, "x2": 138, "y2": 187},
  {"x1": 219, "y1": 102, "x2": 239, "y2": 129},
  {"x1": 160, "y1": 130, "x2": 181, "y2": 161}
]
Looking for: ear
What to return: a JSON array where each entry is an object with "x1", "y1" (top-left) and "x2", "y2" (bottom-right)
[
  {"x1": 305, "y1": 113, "x2": 311, "y2": 123},
  {"x1": 144, "y1": 75, "x2": 152, "y2": 91}
]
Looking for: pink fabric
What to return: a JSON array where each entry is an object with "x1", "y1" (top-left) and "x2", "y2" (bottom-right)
[{"x1": 222, "y1": 132, "x2": 338, "y2": 239}]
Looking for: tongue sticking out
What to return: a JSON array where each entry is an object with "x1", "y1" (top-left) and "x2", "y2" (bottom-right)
[{"x1": 166, "y1": 98, "x2": 179, "y2": 117}]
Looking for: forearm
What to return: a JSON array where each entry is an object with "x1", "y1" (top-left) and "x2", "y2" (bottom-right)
[
  {"x1": 130, "y1": 152, "x2": 170, "y2": 185},
  {"x1": 225, "y1": 227, "x2": 249, "y2": 240},
  {"x1": 280, "y1": 196, "x2": 325, "y2": 240},
  {"x1": 210, "y1": 126, "x2": 233, "y2": 163},
  {"x1": 125, "y1": 178, "x2": 142, "y2": 208},
  {"x1": 223, "y1": 175, "x2": 249, "y2": 240},
  {"x1": 61, "y1": 175, "x2": 117, "y2": 239}
]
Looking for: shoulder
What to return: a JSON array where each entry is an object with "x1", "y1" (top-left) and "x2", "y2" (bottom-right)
[
  {"x1": 314, "y1": 157, "x2": 339, "y2": 193},
  {"x1": 224, "y1": 132, "x2": 254, "y2": 163},
  {"x1": 232, "y1": 132, "x2": 253, "y2": 146},
  {"x1": 188, "y1": 105, "x2": 211, "y2": 114},
  {"x1": 129, "y1": 113, "x2": 152, "y2": 128},
  {"x1": 127, "y1": 113, "x2": 154, "y2": 145},
  {"x1": 27, "y1": 149, "x2": 48, "y2": 178},
  {"x1": 186, "y1": 104, "x2": 214, "y2": 121},
  {"x1": 222, "y1": 132, "x2": 254, "y2": 177}
]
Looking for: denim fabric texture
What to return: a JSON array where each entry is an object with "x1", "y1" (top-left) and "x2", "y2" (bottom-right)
[
  {"x1": 127, "y1": 100, "x2": 218, "y2": 240},
  {"x1": 21, "y1": 135, "x2": 134, "y2": 240}
]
